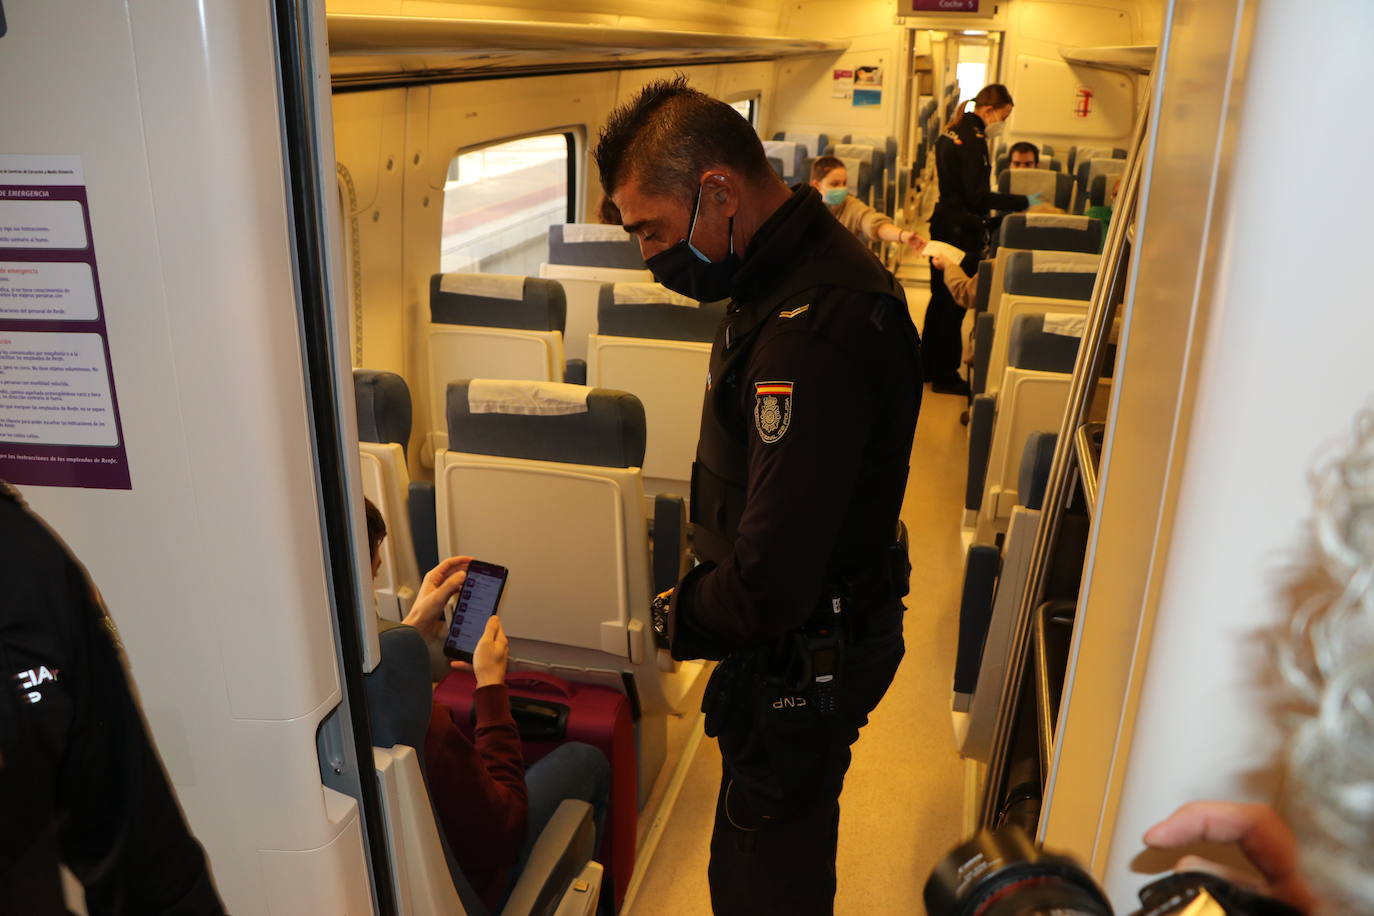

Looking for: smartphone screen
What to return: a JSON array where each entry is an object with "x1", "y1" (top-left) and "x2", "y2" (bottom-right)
[{"x1": 442, "y1": 560, "x2": 508, "y2": 662}]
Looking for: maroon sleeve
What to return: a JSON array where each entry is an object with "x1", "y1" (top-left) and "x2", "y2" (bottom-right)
[{"x1": 425, "y1": 687, "x2": 527, "y2": 905}]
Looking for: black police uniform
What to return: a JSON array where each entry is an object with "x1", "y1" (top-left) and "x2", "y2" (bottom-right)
[
  {"x1": 665, "y1": 185, "x2": 921, "y2": 915},
  {"x1": 925, "y1": 112, "x2": 1028, "y2": 386},
  {"x1": 0, "y1": 483, "x2": 225, "y2": 914}
]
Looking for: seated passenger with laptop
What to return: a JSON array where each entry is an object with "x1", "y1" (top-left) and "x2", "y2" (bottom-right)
[{"x1": 363, "y1": 499, "x2": 610, "y2": 911}]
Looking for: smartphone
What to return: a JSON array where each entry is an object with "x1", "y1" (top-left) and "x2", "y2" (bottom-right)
[{"x1": 442, "y1": 560, "x2": 509, "y2": 662}]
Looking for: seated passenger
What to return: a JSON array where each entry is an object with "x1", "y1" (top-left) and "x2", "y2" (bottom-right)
[
  {"x1": 363, "y1": 500, "x2": 611, "y2": 911},
  {"x1": 809, "y1": 155, "x2": 926, "y2": 251},
  {"x1": 1008, "y1": 141, "x2": 1039, "y2": 169}
]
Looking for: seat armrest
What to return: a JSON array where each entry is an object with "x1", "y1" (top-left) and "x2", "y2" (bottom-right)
[
  {"x1": 501, "y1": 799, "x2": 596, "y2": 916},
  {"x1": 651, "y1": 493, "x2": 687, "y2": 596},
  {"x1": 564, "y1": 358, "x2": 587, "y2": 386},
  {"x1": 408, "y1": 481, "x2": 438, "y2": 574},
  {"x1": 551, "y1": 861, "x2": 603, "y2": 916},
  {"x1": 966, "y1": 395, "x2": 996, "y2": 512}
]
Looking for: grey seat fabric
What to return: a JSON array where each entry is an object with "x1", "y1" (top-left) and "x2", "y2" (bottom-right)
[
  {"x1": 1007, "y1": 313, "x2": 1082, "y2": 374},
  {"x1": 430, "y1": 275, "x2": 567, "y2": 332},
  {"x1": 974, "y1": 261, "x2": 995, "y2": 312},
  {"x1": 447, "y1": 380, "x2": 647, "y2": 469},
  {"x1": 1004, "y1": 251, "x2": 1099, "y2": 300},
  {"x1": 596, "y1": 285, "x2": 725, "y2": 342},
  {"x1": 998, "y1": 213, "x2": 1102, "y2": 254},
  {"x1": 547, "y1": 224, "x2": 645, "y2": 270},
  {"x1": 767, "y1": 156, "x2": 784, "y2": 178},
  {"x1": 354, "y1": 369, "x2": 413, "y2": 456},
  {"x1": 1018, "y1": 432, "x2": 1058, "y2": 511}
]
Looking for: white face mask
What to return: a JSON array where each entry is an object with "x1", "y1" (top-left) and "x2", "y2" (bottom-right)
[{"x1": 985, "y1": 120, "x2": 1006, "y2": 139}]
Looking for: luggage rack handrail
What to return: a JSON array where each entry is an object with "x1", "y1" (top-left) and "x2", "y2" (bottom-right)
[{"x1": 978, "y1": 74, "x2": 1155, "y2": 829}]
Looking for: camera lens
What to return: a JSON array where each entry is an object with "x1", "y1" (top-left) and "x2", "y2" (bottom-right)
[{"x1": 924, "y1": 825, "x2": 1113, "y2": 916}]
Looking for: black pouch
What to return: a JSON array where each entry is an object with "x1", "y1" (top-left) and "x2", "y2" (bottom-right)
[{"x1": 702, "y1": 654, "x2": 747, "y2": 739}]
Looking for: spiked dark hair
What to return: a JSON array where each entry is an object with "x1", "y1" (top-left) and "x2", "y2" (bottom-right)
[{"x1": 595, "y1": 75, "x2": 773, "y2": 202}]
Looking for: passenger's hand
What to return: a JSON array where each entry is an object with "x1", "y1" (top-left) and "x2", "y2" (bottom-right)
[
  {"x1": 465, "y1": 616, "x2": 509, "y2": 688},
  {"x1": 1142, "y1": 802, "x2": 1316, "y2": 914},
  {"x1": 402, "y1": 555, "x2": 472, "y2": 641},
  {"x1": 900, "y1": 230, "x2": 927, "y2": 252}
]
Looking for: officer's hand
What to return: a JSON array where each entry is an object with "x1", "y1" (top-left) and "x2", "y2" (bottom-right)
[
  {"x1": 930, "y1": 255, "x2": 950, "y2": 272},
  {"x1": 1143, "y1": 802, "x2": 1315, "y2": 914},
  {"x1": 403, "y1": 556, "x2": 472, "y2": 640},
  {"x1": 455, "y1": 616, "x2": 509, "y2": 688}
]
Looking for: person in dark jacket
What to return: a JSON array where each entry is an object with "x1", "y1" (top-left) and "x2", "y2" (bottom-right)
[
  {"x1": 0, "y1": 482, "x2": 226, "y2": 915},
  {"x1": 926, "y1": 84, "x2": 1032, "y2": 396},
  {"x1": 597, "y1": 76, "x2": 920, "y2": 915}
]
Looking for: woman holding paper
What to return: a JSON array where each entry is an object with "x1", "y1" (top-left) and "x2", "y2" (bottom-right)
[{"x1": 925, "y1": 83, "x2": 1033, "y2": 396}]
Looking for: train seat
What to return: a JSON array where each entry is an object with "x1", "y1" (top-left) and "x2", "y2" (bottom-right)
[
  {"x1": 1065, "y1": 144, "x2": 1126, "y2": 175},
  {"x1": 979, "y1": 215, "x2": 1103, "y2": 330},
  {"x1": 761, "y1": 140, "x2": 806, "y2": 182},
  {"x1": 766, "y1": 156, "x2": 784, "y2": 179},
  {"x1": 1073, "y1": 158, "x2": 1128, "y2": 213},
  {"x1": 997, "y1": 167, "x2": 1074, "y2": 212},
  {"x1": 540, "y1": 224, "x2": 651, "y2": 364},
  {"x1": 424, "y1": 274, "x2": 570, "y2": 468},
  {"x1": 970, "y1": 314, "x2": 1113, "y2": 546},
  {"x1": 435, "y1": 380, "x2": 703, "y2": 721},
  {"x1": 953, "y1": 431, "x2": 1057, "y2": 760},
  {"x1": 771, "y1": 130, "x2": 828, "y2": 159},
  {"x1": 845, "y1": 135, "x2": 898, "y2": 214},
  {"x1": 1088, "y1": 171, "x2": 1125, "y2": 210},
  {"x1": 587, "y1": 283, "x2": 722, "y2": 503},
  {"x1": 364, "y1": 624, "x2": 603, "y2": 916},
  {"x1": 828, "y1": 143, "x2": 881, "y2": 205},
  {"x1": 980, "y1": 250, "x2": 1100, "y2": 394},
  {"x1": 355, "y1": 369, "x2": 425, "y2": 620}
]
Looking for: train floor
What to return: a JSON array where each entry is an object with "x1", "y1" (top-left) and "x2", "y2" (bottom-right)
[{"x1": 623, "y1": 239, "x2": 971, "y2": 914}]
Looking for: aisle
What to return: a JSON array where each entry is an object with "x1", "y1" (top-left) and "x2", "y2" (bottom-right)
[{"x1": 626, "y1": 253, "x2": 972, "y2": 914}]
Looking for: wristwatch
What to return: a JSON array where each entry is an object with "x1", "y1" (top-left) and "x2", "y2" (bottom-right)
[{"x1": 650, "y1": 594, "x2": 671, "y2": 649}]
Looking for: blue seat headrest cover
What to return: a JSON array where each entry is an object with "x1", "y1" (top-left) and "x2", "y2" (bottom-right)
[
  {"x1": 363, "y1": 624, "x2": 433, "y2": 754},
  {"x1": 354, "y1": 369, "x2": 413, "y2": 452},
  {"x1": 430, "y1": 274, "x2": 567, "y2": 332}
]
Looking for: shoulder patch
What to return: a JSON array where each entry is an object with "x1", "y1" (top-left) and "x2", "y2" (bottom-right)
[
  {"x1": 754, "y1": 381, "x2": 793, "y2": 444},
  {"x1": 779, "y1": 304, "x2": 810, "y2": 319}
]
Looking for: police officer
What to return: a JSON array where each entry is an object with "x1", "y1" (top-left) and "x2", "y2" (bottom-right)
[
  {"x1": 0, "y1": 482, "x2": 225, "y2": 914},
  {"x1": 596, "y1": 76, "x2": 920, "y2": 915},
  {"x1": 926, "y1": 84, "x2": 1032, "y2": 396}
]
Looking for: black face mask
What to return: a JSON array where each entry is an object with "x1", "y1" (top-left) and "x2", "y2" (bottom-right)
[{"x1": 645, "y1": 184, "x2": 739, "y2": 301}]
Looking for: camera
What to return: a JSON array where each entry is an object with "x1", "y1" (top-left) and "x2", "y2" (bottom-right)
[{"x1": 924, "y1": 825, "x2": 1304, "y2": 916}]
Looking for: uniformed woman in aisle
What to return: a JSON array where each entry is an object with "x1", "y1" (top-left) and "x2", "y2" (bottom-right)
[{"x1": 925, "y1": 84, "x2": 1033, "y2": 396}]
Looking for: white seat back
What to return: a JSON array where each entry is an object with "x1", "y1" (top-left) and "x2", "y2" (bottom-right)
[
  {"x1": 587, "y1": 336, "x2": 709, "y2": 498},
  {"x1": 374, "y1": 746, "x2": 468, "y2": 915},
  {"x1": 539, "y1": 264, "x2": 651, "y2": 362},
  {"x1": 359, "y1": 441, "x2": 421, "y2": 620},
  {"x1": 424, "y1": 326, "x2": 564, "y2": 465}
]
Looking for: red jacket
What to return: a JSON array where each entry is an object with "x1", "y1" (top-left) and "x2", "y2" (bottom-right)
[{"x1": 425, "y1": 685, "x2": 527, "y2": 909}]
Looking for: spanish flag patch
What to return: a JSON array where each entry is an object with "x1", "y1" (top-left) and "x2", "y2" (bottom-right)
[{"x1": 754, "y1": 381, "x2": 794, "y2": 444}]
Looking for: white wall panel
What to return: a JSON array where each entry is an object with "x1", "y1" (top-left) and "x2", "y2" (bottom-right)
[{"x1": 1, "y1": 1, "x2": 370, "y2": 910}]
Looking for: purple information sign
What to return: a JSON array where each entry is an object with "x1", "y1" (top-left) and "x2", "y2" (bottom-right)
[
  {"x1": 910, "y1": 0, "x2": 980, "y2": 11},
  {"x1": 0, "y1": 155, "x2": 131, "y2": 489}
]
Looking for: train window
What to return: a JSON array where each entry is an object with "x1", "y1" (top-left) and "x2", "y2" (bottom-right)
[
  {"x1": 441, "y1": 132, "x2": 576, "y2": 276},
  {"x1": 729, "y1": 96, "x2": 758, "y2": 127}
]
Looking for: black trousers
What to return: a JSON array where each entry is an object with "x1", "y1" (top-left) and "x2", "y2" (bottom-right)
[
  {"x1": 923, "y1": 207, "x2": 987, "y2": 382},
  {"x1": 705, "y1": 623, "x2": 905, "y2": 915}
]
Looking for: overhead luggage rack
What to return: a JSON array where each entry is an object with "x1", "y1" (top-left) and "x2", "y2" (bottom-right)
[{"x1": 327, "y1": 15, "x2": 849, "y2": 88}]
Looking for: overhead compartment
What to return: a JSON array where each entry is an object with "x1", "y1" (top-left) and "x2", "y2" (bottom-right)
[{"x1": 328, "y1": 14, "x2": 849, "y2": 88}]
